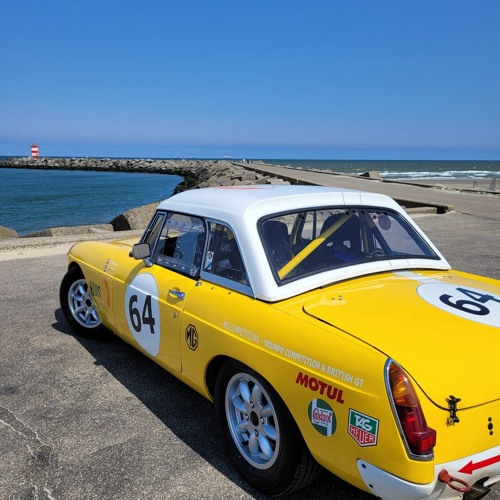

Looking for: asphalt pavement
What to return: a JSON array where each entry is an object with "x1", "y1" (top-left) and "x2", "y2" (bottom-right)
[
  {"x1": 1, "y1": 174, "x2": 499, "y2": 499},
  {"x1": 0, "y1": 254, "x2": 377, "y2": 499}
]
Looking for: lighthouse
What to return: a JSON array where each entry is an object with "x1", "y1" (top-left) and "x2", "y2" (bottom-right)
[{"x1": 31, "y1": 143, "x2": 39, "y2": 157}]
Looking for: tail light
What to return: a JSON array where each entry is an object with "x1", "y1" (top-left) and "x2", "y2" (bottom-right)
[{"x1": 387, "y1": 361, "x2": 436, "y2": 457}]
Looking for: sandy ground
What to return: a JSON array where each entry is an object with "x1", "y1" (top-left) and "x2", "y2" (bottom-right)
[
  {"x1": 0, "y1": 243, "x2": 75, "y2": 261},
  {"x1": 0, "y1": 229, "x2": 143, "y2": 262}
]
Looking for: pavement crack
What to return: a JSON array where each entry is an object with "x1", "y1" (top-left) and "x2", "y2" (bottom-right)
[
  {"x1": 460, "y1": 211, "x2": 500, "y2": 223},
  {"x1": 0, "y1": 405, "x2": 57, "y2": 499}
]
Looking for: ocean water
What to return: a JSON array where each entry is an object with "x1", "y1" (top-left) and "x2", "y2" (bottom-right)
[
  {"x1": 0, "y1": 168, "x2": 182, "y2": 235},
  {"x1": 1, "y1": 158, "x2": 499, "y2": 235},
  {"x1": 262, "y1": 159, "x2": 500, "y2": 181}
]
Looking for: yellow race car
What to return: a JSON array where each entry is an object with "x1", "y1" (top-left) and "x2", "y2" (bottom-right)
[{"x1": 60, "y1": 185, "x2": 500, "y2": 499}]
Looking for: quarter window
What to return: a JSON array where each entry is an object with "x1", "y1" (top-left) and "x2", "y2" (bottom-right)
[{"x1": 203, "y1": 223, "x2": 248, "y2": 285}]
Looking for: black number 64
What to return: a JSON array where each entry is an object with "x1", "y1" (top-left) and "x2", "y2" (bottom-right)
[
  {"x1": 128, "y1": 294, "x2": 156, "y2": 334},
  {"x1": 439, "y1": 287, "x2": 500, "y2": 316}
]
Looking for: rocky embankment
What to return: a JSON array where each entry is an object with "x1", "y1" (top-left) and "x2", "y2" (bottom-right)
[{"x1": 0, "y1": 157, "x2": 289, "y2": 238}]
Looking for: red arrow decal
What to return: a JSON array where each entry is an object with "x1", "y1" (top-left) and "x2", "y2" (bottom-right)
[{"x1": 459, "y1": 454, "x2": 500, "y2": 474}]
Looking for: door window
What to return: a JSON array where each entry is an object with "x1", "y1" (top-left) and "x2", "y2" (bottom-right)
[{"x1": 155, "y1": 213, "x2": 206, "y2": 277}]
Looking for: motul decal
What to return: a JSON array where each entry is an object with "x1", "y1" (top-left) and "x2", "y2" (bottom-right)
[{"x1": 295, "y1": 372, "x2": 344, "y2": 404}]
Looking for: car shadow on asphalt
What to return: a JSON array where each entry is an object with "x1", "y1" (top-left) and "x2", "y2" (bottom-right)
[{"x1": 52, "y1": 308, "x2": 373, "y2": 500}]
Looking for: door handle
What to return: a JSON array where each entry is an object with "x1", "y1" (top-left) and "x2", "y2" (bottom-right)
[{"x1": 168, "y1": 289, "x2": 185, "y2": 300}]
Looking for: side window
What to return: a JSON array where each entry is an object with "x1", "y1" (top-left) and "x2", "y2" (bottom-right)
[
  {"x1": 203, "y1": 223, "x2": 248, "y2": 285},
  {"x1": 141, "y1": 212, "x2": 166, "y2": 253},
  {"x1": 155, "y1": 213, "x2": 205, "y2": 277}
]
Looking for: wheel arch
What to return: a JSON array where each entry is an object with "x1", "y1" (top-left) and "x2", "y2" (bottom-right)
[
  {"x1": 67, "y1": 260, "x2": 82, "y2": 273},
  {"x1": 209, "y1": 354, "x2": 321, "y2": 494},
  {"x1": 59, "y1": 263, "x2": 109, "y2": 338},
  {"x1": 205, "y1": 354, "x2": 308, "y2": 443},
  {"x1": 205, "y1": 354, "x2": 231, "y2": 400}
]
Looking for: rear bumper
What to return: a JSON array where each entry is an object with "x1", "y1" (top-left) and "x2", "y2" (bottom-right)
[{"x1": 357, "y1": 445, "x2": 500, "y2": 499}]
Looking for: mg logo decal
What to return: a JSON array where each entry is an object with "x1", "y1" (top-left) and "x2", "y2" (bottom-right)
[
  {"x1": 185, "y1": 324, "x2": 198, "y2": 351},
  {"x1": 348, "y1": 409, "x2": 379, "y2": 447}
]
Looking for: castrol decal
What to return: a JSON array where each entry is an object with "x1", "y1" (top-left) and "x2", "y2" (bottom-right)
[{"x1": 308, "y1": 399, "x2": 337, "y2": 437}]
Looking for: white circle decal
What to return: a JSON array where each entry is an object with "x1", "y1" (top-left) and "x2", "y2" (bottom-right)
[
  {"x1": 417, "y1": 283, "x2": 500, "y2": 327},
  {"x1": 125, "y1": 273, "x2": 161, "y2": 356}
]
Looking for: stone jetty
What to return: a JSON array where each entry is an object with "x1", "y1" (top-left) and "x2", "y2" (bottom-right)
[
  {"x1": 0, "y1": 156, "x2": 286, "y2": 192},
  {"x1": 0, "y1": 157, "x2": 289, "y2": 237}
]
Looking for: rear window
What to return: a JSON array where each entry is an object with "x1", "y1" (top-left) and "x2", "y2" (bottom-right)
[{"x1": 259, "y1": 207, "x2": 438, "y2": 284}]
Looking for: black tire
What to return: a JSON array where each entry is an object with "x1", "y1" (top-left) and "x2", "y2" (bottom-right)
[
  {"x1": 59, "y1": 267, "x2": 107, "y2": 339},
  {"x1": 215, "y1": 360, "x2": 320, "y2": 496}
]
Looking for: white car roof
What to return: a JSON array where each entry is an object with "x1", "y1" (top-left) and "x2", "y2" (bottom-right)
[
  {"x1": 158, "y1": 186, "x2": 449, "y2": 301},
  {"x1": 159, "y1": 184, "x2": 399, "y2": 222}
]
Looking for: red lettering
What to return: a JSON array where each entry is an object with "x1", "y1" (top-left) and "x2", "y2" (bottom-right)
[
  {"x1": 295, "y1": 372, "x2": 345, "y2": 405},
  {"x1": 317, "y1": 379, "x2": 326, "y2": 395},
  {"x1": 309, "y1": 377, "x2": 319, "y2": 391},
  {"x1": 313, "y1": 408, "x2": 332, "y2": 424},
  {"x1": 295, "y1": 372, "x2": 309, "y2": 386},
  {"x1": 327, "y1": 385, "x2": 338, "y2": 400},
  {"x1": 349, "y1": 425, "x2": 375, "y2": 445},
  {"x1": 336, "y1": 389, "x2": 345, "y2": 404}
]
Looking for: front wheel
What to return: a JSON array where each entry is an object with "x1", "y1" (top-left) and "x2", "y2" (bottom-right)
[
  {"x1": 60, "y1": 267, "x2": 107, "y2": 338},
  {"x1": 215, "y1": 360, "x2": 320, "y2": 495}
]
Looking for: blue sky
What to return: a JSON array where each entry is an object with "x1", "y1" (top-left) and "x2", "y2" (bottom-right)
[{"x1": 1, "y1": 0, "x2": 499, "y2": 160}]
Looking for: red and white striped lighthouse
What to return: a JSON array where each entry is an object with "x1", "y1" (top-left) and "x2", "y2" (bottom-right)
[{"x1": 31, "y1": 143, "x2": 39, "y2": 157}]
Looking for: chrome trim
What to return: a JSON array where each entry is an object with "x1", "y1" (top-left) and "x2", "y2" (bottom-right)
[
  {"x1": 384, "y1": 358, "x2": 434, "y2": 462},
  {"x1": 199, "y1": 271, "x2": 255, "y2": 298},
  {"x1": 168, "y1": 289, "x2": 186, "y2": 300}
]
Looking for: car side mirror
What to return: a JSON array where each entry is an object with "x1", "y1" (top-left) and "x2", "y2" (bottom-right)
[{"x1": 131, "y1": 243, "x2": 153, "y2": 267}]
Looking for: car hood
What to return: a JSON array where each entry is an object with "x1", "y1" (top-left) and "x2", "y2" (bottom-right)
[{"x1": 302, "y1": 270, "x2": 500, "y2": 409}]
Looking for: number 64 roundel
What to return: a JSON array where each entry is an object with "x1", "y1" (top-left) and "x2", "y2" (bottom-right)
[
  {"x1": 125, "y1": 273, "x2": 161, "y2": 356},
  {"x1": 417, "y1": 283, "x2": 500, "y2": 328}
]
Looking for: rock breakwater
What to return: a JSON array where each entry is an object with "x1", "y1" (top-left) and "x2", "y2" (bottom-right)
[{"x1": 0, "y1": 157, "x2": 289, "y2": 237}]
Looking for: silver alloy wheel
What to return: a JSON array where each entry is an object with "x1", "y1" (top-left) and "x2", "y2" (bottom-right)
[
  {"x1": 68, "y1": 278, "x2": 101, "y2": 328},
  {"x1": 225, "y1": 372, "x2": 280, "y2": 470}
]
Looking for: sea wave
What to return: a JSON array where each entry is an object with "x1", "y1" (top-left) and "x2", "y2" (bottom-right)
[
  {"x1": 380, "y1": 170, "x2": 500, "y2": 180},
  {"x1": 263, "y1": 159, "x2": 500, "y2": 180}
]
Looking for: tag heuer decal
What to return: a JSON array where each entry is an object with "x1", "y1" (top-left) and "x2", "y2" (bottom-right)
[{"x1": 348, "y1": 409, "x2": 379, "y2": 446}]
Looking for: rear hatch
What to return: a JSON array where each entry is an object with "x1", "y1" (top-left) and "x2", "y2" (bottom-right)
[{"x1": 302, "y1": 270, "x2": 500, "y2": 409}]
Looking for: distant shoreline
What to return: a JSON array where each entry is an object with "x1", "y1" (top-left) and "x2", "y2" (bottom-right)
[{"x1": 2, "y1": 155, "x2": 499, "y2": 182}]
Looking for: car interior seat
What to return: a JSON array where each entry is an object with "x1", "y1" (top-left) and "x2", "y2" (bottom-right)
[
  {"x1": 320, "y1": 214, "x2": 362, "y2": 261},
  {"x1": 261, "y1": 220, "x2": 293, "y2": 270}
]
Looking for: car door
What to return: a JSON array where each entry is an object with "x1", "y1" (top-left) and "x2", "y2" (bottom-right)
[
  {"x1": 119, "y1": 211, "x2": 206, "y2": 373},
  {"x1": 176, "y1": 221, "x2": 256, "y2": 384}
]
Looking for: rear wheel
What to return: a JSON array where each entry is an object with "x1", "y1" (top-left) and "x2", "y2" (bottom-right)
[
  {"x1": 60, "y1": 267, "x2": 107, "y2": 338},
  {"x1": 215, "y1": 360, "x2": 320, "y2": 495}
]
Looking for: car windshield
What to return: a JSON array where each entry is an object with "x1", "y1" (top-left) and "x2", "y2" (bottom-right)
[{"x1": 259, "y1": 207, "x2": 439, "y2": 284}]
